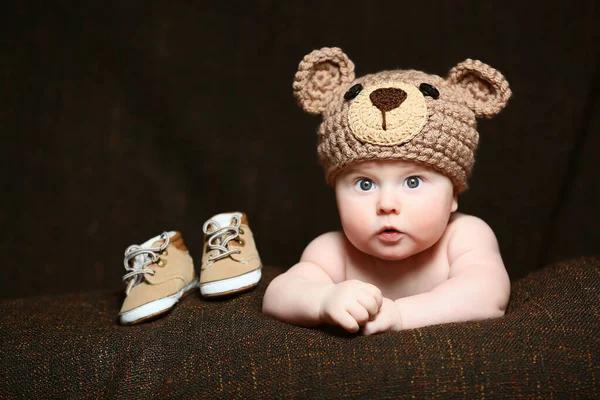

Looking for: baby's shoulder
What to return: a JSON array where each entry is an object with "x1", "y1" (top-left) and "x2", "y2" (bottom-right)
[
  {"x1": 445, "y1": 212, "x2": 500, "y2": 261},
  {"x1": 300, "y1": 231, "x2": 348, "y2": 283},
  {"x1": 446, "y1": 212, "x2": 496, "y2": 236}
]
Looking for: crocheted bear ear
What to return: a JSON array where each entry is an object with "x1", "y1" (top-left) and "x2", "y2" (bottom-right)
[
  {"x1": 293, "y1": 47, "x2": 356, "y2": 115},
  {"x1": 448, "y1": 59, "x2": 511, "y2": 118}
]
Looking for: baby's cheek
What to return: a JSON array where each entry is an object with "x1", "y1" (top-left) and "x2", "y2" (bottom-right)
[
  {"x1": 410, "y1": 202, "x2": 448, "y2": 234},
  {"x1": 344, "y1": 217, "x2": 367, "y2": 243},
  {"x1": 339, "y1": 207, "x2": 363, "y2": 238}
]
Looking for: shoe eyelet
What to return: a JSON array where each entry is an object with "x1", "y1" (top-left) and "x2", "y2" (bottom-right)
[
  {"x1": 239, "y1": 228, "x2": 245, "y2": 235},
  {"x1": 160, "y1": 249, "x2": 168, "y2": 256},
  {"x1": 237, "y1": 239, "x2": 245, "y2": 246},
  {"x1": 157, "y1": 258, "x2": 166, "y2": 267}
]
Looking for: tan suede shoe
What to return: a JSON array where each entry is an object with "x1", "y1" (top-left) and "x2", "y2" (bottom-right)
[
  {"x1": 119, "y1": 231, "x2": 198, "y2": 324},
  {"x1": 199, "y1": 212, "x2": 262, "y2": 297}
]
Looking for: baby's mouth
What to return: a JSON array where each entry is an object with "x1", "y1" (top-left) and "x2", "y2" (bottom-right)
[
  {"x1": 378, "y1": 226, "x2": 400, "y2": 234},
  {"x1": 377, "y1": 227, "x2": 403, "y2": 243}
]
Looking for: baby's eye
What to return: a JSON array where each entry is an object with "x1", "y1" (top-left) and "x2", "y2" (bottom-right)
[
  {"x1": 355, "y1": 178, "x2": 375, "y2": 191},
  {"x1": 404, "y1": 176, "x2": 422, "y2": 189}
]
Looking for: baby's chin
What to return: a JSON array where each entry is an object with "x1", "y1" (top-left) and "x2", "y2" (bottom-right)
[
  {"x1": 368, "y1": 248, "x2": 415, "y2": 261},
  {"x1": 353, "y1": 241, "x2": 419, "y2": 261}
]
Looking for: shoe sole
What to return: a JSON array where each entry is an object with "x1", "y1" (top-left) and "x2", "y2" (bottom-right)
[
  {"x1": 119, "y1": 279, "x2": 198, "y2": 325},
  {"x1": 200, "y1": 268, "x2": 262, "y2": 298}
]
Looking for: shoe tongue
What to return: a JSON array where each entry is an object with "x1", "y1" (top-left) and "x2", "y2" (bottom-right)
[
  {"x1": 139, "y1": 231, "x2": 174, "y2": 248},
  {"x1": 132, "y1": 231, "x2": 177, "y2": 269},
  {"x1": 210, "y1": 212, "x2": 246, "y2": 228}
]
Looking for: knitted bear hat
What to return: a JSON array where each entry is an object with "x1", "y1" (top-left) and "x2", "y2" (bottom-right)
[{"x1": 293, "y1": 47, "x2": 511, "y2": 193}]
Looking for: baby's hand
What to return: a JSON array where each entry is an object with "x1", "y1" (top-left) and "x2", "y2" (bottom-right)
[
  {"x1": 319, "y1": 280, "x2": 383, "y2": 333},
  {"x1": 362, "y1": 298, "x2": 402, "y2": 336}
]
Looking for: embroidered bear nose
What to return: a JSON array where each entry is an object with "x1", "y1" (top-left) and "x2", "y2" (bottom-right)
[
  {"x1": 369, "y1": 88, "x2": 408, "y2": 130},
  {"x1": 370, "y1": 88, "x2": 407, "y2": 112}
]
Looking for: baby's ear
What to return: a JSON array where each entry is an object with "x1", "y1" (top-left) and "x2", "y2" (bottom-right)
[
  {"x1": 293, "y1": 47, "x2": 355, "y2": 115},
  {"x1": 447, "y1": 59, "x2": 512, "y2": 118}
]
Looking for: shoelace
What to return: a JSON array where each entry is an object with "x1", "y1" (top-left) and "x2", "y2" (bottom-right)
[
  {"x1": 122, "y1": 232, "x2": 170, "y2": 294},
  {"x1": 203, "y1": 213, "x2": 243, "y2": 265}
]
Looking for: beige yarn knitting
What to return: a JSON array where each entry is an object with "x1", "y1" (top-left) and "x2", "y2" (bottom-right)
[{"x1": 293, "y1": 47, "x2": 511, "y2": 192}]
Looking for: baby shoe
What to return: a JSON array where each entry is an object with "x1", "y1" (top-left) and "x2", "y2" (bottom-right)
[
  {"x1": 119, "y1": 231, "x2": 198, "y2": 325},
  {"x1": 199, "y1": 212, "x2": 262, "y2": 297}
]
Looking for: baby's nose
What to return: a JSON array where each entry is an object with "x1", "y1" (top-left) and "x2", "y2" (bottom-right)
[
  {"x1": 377, "y1": 190, "x2": 400, "y2": 215},
  {"x1": 369, "y1": 88, "x2": 407, "y2": 112}
]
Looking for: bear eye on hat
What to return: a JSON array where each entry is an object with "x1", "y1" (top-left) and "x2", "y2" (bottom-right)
[
  {"x1": 344, "y1": 84, "x2": 363, "y2": 100},
  {"x1": 419, "y1": 83, "x2": 440, "y2": 99}
]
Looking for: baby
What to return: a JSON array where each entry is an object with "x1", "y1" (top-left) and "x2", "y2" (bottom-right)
[{"x1": 262, "y1": 47, "x2": 512, "y2": 335}]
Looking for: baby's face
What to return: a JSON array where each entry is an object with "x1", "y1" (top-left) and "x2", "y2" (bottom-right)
[{"x1": 335, "y1": 160, "x2": 457, "y2": 261}]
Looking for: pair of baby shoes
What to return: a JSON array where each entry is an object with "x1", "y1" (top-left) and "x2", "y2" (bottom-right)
[{"x1": 118, "y1": 211, "x2": 261, "y2": 325}]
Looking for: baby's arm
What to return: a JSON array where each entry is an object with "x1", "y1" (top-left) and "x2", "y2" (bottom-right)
[
  {"x1": 262, "y1": 232, "x2": 382, "y2": 332},
  {"x1": 363, "y1": 216, "x2": 510, "y2": 335}
]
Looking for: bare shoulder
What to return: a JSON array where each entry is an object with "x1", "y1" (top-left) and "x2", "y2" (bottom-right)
[
  {"x1": 444, "y1": 213, "x2": 510, "y2": 306},
  {"x1": 446, "y1": 213, "x2": 501, "y2": 265},
  {"x1": 295, "y1": 231, "x2": 347, "y2": 283}
]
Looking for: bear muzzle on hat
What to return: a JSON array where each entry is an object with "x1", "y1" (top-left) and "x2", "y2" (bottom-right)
[{"x1": 293, "y1": 47, "x2": 512, "y2": 193}]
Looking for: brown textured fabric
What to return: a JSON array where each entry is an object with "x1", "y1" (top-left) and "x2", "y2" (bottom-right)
[{"x1": 2, "y1": 258, "x2": 599, "y2": 398}]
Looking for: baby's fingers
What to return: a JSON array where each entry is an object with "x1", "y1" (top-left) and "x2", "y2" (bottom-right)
[
  {"x1": 362, "y1": 312, "x2": 389, "y2": 336},
  {"x1": 360, "y1": 283, "x2": 383, "y2": 309},
  {"x1": 356, "y1": 293, "x2": 380, "y2": 320},
  {"x1": 335, "y1": 310, "x2": 360, "y2": 333},
  {"x1": 362, "y1": 319, "x2": 381, "y2": 336},
  {"x1": 346, "y1": 302, "x2": 370, "y2": 326}
]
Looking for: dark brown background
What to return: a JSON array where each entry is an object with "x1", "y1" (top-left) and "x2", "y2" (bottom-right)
[{"x1": 2, "y1": 1, "x2": 598, "y2": 299}]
